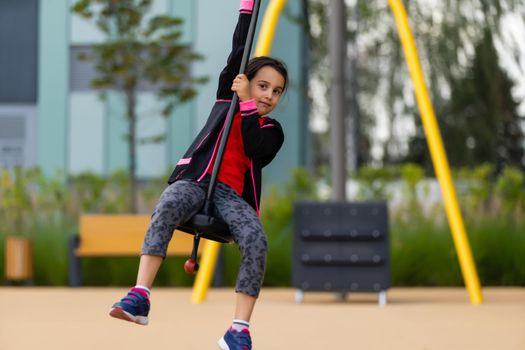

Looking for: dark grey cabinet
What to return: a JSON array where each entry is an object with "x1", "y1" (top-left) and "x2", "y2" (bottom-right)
[{"x1": 292, "y1": 201, "x2": 390, "y2": 305}]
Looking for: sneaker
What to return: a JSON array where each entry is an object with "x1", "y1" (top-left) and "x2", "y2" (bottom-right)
[
  {"x1": 109, "y1": 289, "x2": 150, "y2": 325},
  {"x1": 218, "y1": 327, "x2": 252, "y2": 350}
]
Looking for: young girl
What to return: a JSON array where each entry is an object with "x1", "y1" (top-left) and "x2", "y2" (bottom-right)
[{"x1": 109, "y1": 1, "x2": 288, "y2": 349}]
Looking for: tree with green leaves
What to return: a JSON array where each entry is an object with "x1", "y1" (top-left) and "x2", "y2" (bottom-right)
[
  {"x1": 407, "y1": 28, "x2": 524, "y2": 171},
  {"x1": 305, "y1": 0, "x2": 524, "y2": 170},
  {"x1": 71, "y1": 0, "x2": 207, "y2": 213}
]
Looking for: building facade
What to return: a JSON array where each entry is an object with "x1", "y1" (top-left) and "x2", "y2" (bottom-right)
[{"x1": 0, "y1": 0, "x2": 308, "y2": 187}]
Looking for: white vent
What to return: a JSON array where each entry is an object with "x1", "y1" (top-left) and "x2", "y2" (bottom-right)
[
  {"x1": 0, "y1": 115, "x2": 25, "y2": 168},
  {"x1": 0, "y1": 106, "x2": 36, "y2": 169}
]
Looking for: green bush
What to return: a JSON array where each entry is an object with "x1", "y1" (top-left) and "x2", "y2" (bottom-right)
[
  {"x1": 0, "y1": 166, "x2": 172, "y2": 286},
  {"x1": 391, "y1": 220, "x2": 463, "y2": 286},
  {"x1": 391, "y1": 217, "x2": 525, "y2": 286},
  {"x1": 355, "y1": 165, "x2": 398, "y2": 200},
  {"x1": 470, "y1": 219, "x2": 525, "y2": 285},
  {"x1": 1, "y1": 164, "x2": 524, "y2": 287}
]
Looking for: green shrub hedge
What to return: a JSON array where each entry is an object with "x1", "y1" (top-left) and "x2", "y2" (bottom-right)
[{"x1": 0, "y1": 164, "x2": 524, "y2": 287}]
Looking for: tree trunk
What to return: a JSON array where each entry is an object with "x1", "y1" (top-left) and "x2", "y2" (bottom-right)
[{"x1": 126, "y1": 90, "x2": 138, "y2": 213}]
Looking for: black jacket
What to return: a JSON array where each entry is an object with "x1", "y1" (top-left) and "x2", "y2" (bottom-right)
[{"x1": 168, "y1": 10, "x2": 285, "y2": 214}]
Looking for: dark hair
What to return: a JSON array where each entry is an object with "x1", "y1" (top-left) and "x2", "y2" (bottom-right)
[{"x1": 245, "y1": 56, "x2": 288, "y2": 92}]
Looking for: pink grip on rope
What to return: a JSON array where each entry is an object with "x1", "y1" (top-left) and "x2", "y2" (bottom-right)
[{"x1": 240, "y1": 0, "x2": 254, "y2": 11}]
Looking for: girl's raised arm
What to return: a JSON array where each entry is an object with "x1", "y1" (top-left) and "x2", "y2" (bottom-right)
[{"x1": 216, "y1": 1, "x2": 254, "y2": 100}]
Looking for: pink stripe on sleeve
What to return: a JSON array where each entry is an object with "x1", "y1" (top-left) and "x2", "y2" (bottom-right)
[
  {"x1": 239, "y1": 99, "x2": 257, "y2": 112},
  {"x1": 250, "y1": 160, "x2": 260, "y2": 217},
  {"x1": 177, "y1": 157, "x2": 191, "y2": 165},
  {"x1": 195, "y1": 133, "x2": 210, "y2": 150},
  {"x1": 197, "y1": 124, "x2": 225, "y2": 182}
]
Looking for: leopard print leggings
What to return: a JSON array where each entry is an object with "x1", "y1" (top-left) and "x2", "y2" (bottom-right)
[{"x1": 141, "y1": 178, "x2": 267, "y2": 298}]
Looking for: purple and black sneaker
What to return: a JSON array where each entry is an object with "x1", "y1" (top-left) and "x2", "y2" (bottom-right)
[
  {"x1": 109, "y1": 288, "x2": 150, "y2": 325},
  {"x1": 218, "y1": 327, "x2": 252, "y2": 350}
]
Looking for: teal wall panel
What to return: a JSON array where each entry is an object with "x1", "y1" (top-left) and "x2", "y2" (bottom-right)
[
  {"x1": 37, "y1": 0, "x2": 69, "y2": 175},
  {"x1": 135, "y1": 94, "x2": 168, "y2": 178},
  {"x1": 105, "y1": 93, "x2": 129, "y2": 174},
  {"x1": 69, "y1": 93, "x2": 104, "y2": 174}
]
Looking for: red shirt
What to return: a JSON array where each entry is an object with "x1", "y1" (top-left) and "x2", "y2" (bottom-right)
[{"x1": 207, "y1": 111, "x2": 250, "y2": 195}]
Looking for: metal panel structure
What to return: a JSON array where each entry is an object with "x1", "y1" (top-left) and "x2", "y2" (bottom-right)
[{"x1": 293, "y1": 201, "x2": 390, "y2": 305}]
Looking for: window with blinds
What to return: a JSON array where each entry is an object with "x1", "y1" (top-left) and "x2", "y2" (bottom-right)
[{"x1": 0, "y1": 115, "x2": 25, "y2": 168}]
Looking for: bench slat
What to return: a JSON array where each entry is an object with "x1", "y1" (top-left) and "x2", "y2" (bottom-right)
[{"x1": 75, "y1": 214, "x2": 195, "y2": 257}]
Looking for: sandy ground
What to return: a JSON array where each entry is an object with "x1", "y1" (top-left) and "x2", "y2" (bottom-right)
[{"x1": 1, "y1": 287, "x2": 524, "y2": 350}]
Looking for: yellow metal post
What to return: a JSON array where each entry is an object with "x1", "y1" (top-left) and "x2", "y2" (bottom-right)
[
  {"x1": 191, "y1": 0, "x2": 288, "y2": 304},
  {"x1": 191, "y1": 240, "x2": 221, "y2": 304},
  {"x1": 387, "y1": 0, "x2": 483, "y2": 304},
  {"x1": 254, "y1": 0, "x2": 288, "y2": 57}
]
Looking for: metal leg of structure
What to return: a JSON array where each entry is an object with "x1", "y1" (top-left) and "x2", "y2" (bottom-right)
[
  {"x1": 335, "y1": 291, "x2": 347, "y2": 301},
  {"x1": 295, "y1": 289, "x2": 304, "y2": 304},
  {"x1": 378, "y1": 290, "x2": 387, "y2": 306},
  {"x1": 68, "y1": 235, "x2": 82, "y2": 287}
]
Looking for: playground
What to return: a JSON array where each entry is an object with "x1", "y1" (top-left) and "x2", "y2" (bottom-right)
[
  {"x1": 2, "y1": 0, "x2": 525, "y2": 349},
  {"x1": 1, "y1": 287, "x2": 524, "y2": 349}
]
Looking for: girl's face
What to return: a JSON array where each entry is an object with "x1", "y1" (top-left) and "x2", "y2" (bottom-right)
[{"x1": 249, "y1": 66, "x2": 285, "y2": 116}]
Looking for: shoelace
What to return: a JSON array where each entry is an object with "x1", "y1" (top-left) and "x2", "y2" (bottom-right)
[{"x1": 122, "y1": 291, "x2": 146, "y2": 304}]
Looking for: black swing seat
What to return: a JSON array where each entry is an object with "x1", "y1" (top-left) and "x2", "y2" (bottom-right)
[{"x1": 178, "y1": 213, "x2": 233, "y2": 244}]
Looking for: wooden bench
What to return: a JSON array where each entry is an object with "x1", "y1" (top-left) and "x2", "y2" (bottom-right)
[{"x1": 68, "y1": 214, "x2": 197, "y2": 286}]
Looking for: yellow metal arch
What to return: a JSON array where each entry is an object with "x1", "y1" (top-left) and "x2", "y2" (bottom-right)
[
  {"x1": 192, "y1": 0, "x2": 483, "y2": 305},
  {"x1": 191, "y1": 0, "x2": 289, "y2": 304},
  {"x1": 387, "y1": 0, "x2": 482, "y2": 304},
  {"x1": 254, "y1": 0, "x2": 288, "y2": 56}
]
